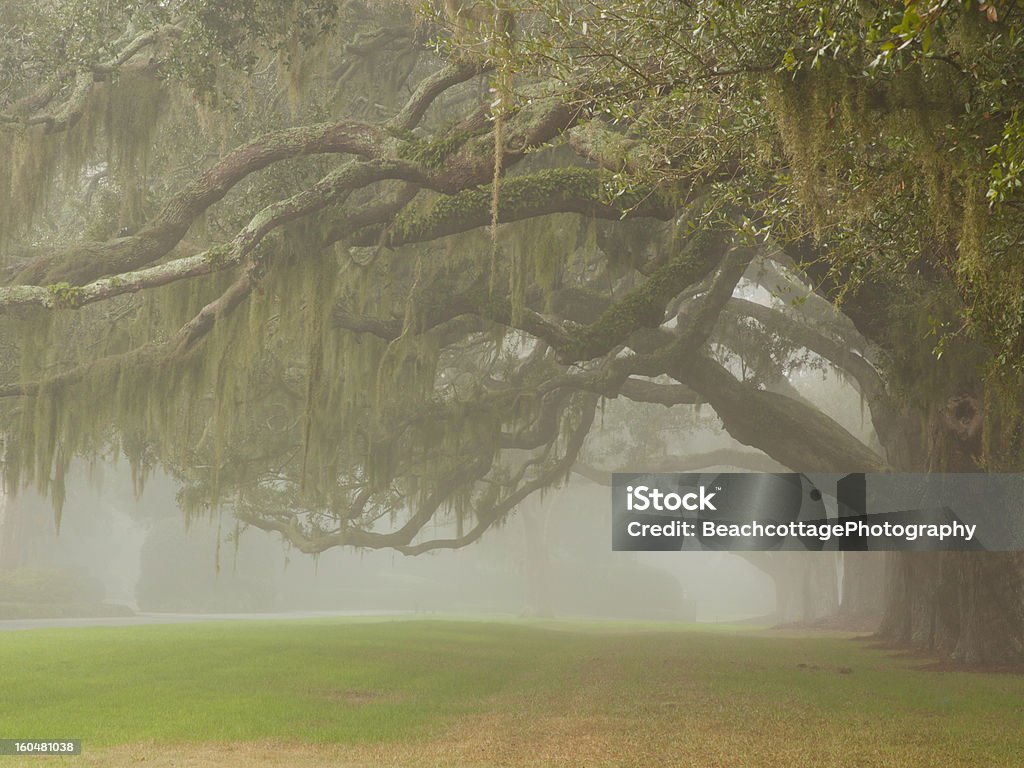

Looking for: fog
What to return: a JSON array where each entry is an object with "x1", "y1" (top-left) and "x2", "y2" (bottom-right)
[
  {"x1": 0, "y1": 367, "x2": 876, "y2": 627},
  {"x1": 0, "y1": 290, "x2": 884, "y2": 628},
  {"x1": 0, "y1": 465, "x2": 776, "y2": 623}
]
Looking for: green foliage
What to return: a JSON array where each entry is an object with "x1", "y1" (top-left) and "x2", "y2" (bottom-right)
[
  {"x1": 162, "y1": 0, "x2": 342, "y2": 93},
  {"x1": 399, "y1": 124, "x2": 490, "y2": 168},
  {"x1": 504, "y1": 0, "x2": 1024, "y2": 466},
  {"x1": 46, "y1": 282, "x2": 86, "y2": 309}
]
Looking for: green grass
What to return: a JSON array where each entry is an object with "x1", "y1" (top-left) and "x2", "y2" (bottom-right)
[
  {"x1": 0, "y1": 617, "x2": 1022, "y2": 766},
  {"x1": 0, "y1": 618, "x2": 550, "y2": 744}
]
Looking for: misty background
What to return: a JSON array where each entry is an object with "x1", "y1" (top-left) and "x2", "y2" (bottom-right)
[{"x1": 0, "y1": 363, "x2": 875, "y2": 625}]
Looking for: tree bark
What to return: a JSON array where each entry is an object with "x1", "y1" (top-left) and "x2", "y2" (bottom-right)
[
  {"x1": 953, "y1": 552, "x2": 1024, "y2": 664},
  {"x1": 877, "y1": 395, "x2": 1024, "y2": 666}
]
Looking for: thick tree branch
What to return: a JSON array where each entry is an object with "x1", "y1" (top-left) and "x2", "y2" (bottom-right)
[
  {"x1": 723, "y1": 297, "x2": 895, "y2": 438},
  {"x1": 12, "y1": 95, "x2": 575, "y2": 288},
  {"x1": 348, "y1": 168, "x2": 672, "y2": 248},
  {"x1": 666, "y1": 354, "x2": 887, "y2": 472},
  {"x1": 0, "y1": 164, "x2": 367, "y2": 311},
  {"x1": 388, "y1": 60, "x2": 491, "y2": 132}
]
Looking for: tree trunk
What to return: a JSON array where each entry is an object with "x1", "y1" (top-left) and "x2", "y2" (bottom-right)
[
  {"x1": 951, "y1": 552, "x2": 1024, "y2": 664},
  {"x1": 877, "y1": 394, "x2": 1024, "y2": 666},
  {"x1": 877, "y1": 552, "x2": 947, "y2": 650}
]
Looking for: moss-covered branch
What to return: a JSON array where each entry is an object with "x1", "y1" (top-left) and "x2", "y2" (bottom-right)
[
  {"x1": 349, "y1": 168, "x2": 672, "y2": 247},
  {"x1": 388, "y1": 60, "x2": 491, "y2": 132},
  {"x1": 236, "y1": 394, "x2": 598, "y2": 555},
  {"x1": 12, "y1": 94, "x2": 575, "y2": 288},
  {"x1": 555, "y1": 231, "x2": 736, "y2": 363},
  {"x1": 0, "y1": 162, "x2": 378, "y2": 312}
]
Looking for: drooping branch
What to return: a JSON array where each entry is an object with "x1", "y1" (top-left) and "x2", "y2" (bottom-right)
[
  {"x1": 236, "y1": 393, "x2": 599, "y2": 554},
  {"x1": 12, "y1": 121, "x2": 390, "y2": 285},
  {"x1": 0, "y1": 163, "x2": 368, "y2": 312},
  {"x1": 12, "y1": 94, "x2": 576, "y2": 287},
  {"x1": 498, "y1": 390, "x2": 575, "y2": 449},
  {"x1": 395, "y1": 396, "x2": 597, "y2": 555},
  {"x1": 172, "y1": 273, "x2": 255, "y2": 354},
  {"x1": 7, "y1": 124, "x2": 634, "y2": 314},
  {"x1": 0, "y1": 267, "x2": 254, "y2": 400}
]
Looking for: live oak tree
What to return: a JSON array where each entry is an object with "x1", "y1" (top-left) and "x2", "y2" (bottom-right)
[
  {"x1": 506, "y1": 0, "x2": 1024, "y2": 662},
  {"x1": 1, "y1": 1, "x2": 1022, "y2": 663}
]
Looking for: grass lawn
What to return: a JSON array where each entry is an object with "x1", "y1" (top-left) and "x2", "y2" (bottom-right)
[{"x1": 0, "y1": 617, "x2": 1022, "y2": 766}]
